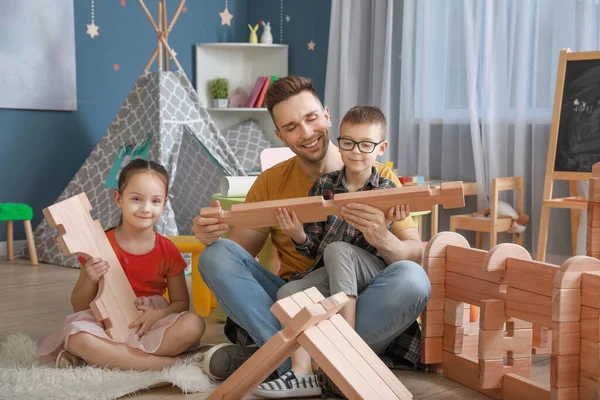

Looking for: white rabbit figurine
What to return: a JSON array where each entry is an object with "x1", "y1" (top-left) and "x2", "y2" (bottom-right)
[{"x1": 261, "y1": 21, "x2": 273, "y2": 44}]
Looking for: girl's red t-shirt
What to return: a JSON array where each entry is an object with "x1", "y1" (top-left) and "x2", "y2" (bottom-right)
[{"x1": 78, "y1": 228, "x2": 186, "y2": 297}]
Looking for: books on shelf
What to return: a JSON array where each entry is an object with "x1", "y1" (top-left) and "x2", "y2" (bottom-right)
[{"x1": 245, "y1": 76, "x2": 276, "y2": 108}]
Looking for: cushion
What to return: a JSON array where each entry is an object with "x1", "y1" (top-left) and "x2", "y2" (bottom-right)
[
  {"x1": 220, "y1": 119, "x2": 272, "y2": 173},
  {"x1": 0, "y1": 203, "x2": 33, "y2": 221}
]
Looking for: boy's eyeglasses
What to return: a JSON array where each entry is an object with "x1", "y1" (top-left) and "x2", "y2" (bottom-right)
[{"x1": 337, "y1": 137, "x2": 383, "y2": 154}]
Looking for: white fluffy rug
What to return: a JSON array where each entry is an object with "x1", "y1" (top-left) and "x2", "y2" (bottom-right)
[{"x1": 0, "y1": 333, "x2": 217, "y2": 400}]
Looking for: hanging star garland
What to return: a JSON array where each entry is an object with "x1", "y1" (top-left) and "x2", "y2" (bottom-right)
[
  {"x1": 279, "y1": 0, "x2": 284, "y2": 42},
  {"x1": 86, "y1": 0, "x2": 99, "y2": 38},
  {"x1": 307, "y1": 40, "x2": 316, "y2": 51},
  {"x1": 220, "y1": 0, "x2": 233, "y2": 26}
]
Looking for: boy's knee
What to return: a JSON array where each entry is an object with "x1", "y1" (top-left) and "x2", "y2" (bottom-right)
[{"x1": 323, "y1": 242, "x2": 355, "y2": 266}]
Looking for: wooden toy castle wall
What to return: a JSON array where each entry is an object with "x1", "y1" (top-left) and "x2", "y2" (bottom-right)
[{"x1": 419, "y1": 164, "x2": 600, "y2": 399}]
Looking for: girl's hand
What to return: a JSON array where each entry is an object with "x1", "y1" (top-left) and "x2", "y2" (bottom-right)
[
  {"x1": 386, "y1": 204, "x2": 411, "y2": 225},
  {"x1": 275, "y1": 208, "x2": 306, "y2": 244},
  {"x1": 84, "y1": 258, "x2": 109, "y2": 283},
  {"x1": 129, "y1": 305, "x2": 165, "y2": 336}
]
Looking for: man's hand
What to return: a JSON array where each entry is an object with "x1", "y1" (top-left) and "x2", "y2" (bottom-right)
[
  {"x1": 192, "y1": 200, "x2": 230, "y2": 245},
  {"x1": 340, "y1": 203, "x2": 393, "y2": 248},
  {"x1": 275, "y1": 208, "x2": 307, "y2": 244}
]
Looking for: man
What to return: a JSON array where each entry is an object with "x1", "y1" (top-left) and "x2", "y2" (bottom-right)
[{"x1": 193, "y1": 76, "x2": 431, "y2": 389}]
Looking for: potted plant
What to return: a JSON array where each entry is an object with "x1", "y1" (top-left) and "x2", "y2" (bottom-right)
[{"x1": 209, "y1": 78, "x2": 229, "y2": 108}]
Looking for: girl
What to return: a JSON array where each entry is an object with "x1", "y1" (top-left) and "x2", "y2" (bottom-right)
[{"x1": 39, "y1": 159, "x2": 206, "y2": 371}]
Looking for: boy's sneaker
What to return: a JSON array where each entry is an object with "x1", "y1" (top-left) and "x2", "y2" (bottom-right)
[
  {"x1": 252, "y1": 371, "x2": 321, "y2": 398},
  {"x1": 316, "y1": 368, "x2": 347, "y2": 398},
  {"x1": 202, "y1": 343, "x2": 258, "y2": 380},
  {"x1": 55, "y1": 349, "x2": 86, "y2": 369}
]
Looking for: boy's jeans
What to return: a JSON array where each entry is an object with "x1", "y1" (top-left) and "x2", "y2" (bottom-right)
[{"x1": 198, "y1": 239, "x2": 431, "y2": 376}]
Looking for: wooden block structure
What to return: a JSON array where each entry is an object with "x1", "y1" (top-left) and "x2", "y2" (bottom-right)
[
  {"x1": 43, "y1": 193, "x2": 141, "y2": 342},
  {"x1": 201, "y1": 182, "x2": 465, "y2": 229},
  {"x1": 421, "y1": 229, "x2": 600, "y2": 399},
  {"x1": 208, "y1": 287, "x2": 412, "y2": 400}
]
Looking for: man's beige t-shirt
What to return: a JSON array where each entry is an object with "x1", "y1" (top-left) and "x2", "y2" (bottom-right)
[{"x1": 245, "y1": 157, "x2": 416, "y2": 279}]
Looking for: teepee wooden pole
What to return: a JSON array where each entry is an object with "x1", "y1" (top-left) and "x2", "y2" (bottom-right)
[
  {"x1": 144, "y1": 46, "x2": 160, "y2": 72},
  {"x1": 162, "y1": 0, "x2": 169, "y2": 70},
  {"x1": 167, "y1": 0, "x2": 186, "y2": 34},
  {"x1": 160, "y1": 35, "x2": 182, "y2": 71},
  {"x1": 137, "y1": 0, "x2": 159, "y2": 32},
  {"x1": 158, "y1": 1, "x2": 163, "y2": 70}
]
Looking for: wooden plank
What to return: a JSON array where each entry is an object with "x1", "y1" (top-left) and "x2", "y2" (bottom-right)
[
  {"x1": 421, "y1": 337, "x2": 443, "y2": 364},
  {"x1": 550, "y1": 354, "x2": 580, "y2": 389},
  {"x1": 580, "y1": 339, "x2": 600, "y2": 377},
  {"x1": 442, "y1": 351, "x2": 502, "y2": 399},
  {"x1": 428, "y1": 284, "x2": 445, "y2": 310},
  {"x1": 446, "y1": 246, "x2": 504, "y2": 283},
  {"x1": 445, "y1": 271, "x2": 504, "y2": 305},
  {"x1": 552, "y1": 288, "x2": 581, "y2": 322},
  {"x1": 443, "y1": 325, "x2": 464, "y2": 353},
  {"x1": 582, "y1": 272, "x2": 600, "y2": 308},
  {"x1": 581, "y1": 306, "x2": 600, "y2": 342},
  {"x1": 503, "y1": 373, "x2": 550, "y2": 400},
  {"x1": 201, "y1": 182, "x2": 465, "y2": 229},
  {"x1": 477, "y1": 329, "x2": 533, "y2": 360},
  {"x1": 444, "y1": 298, "x2": 464, "y2": 327},
  {"x1": 422, "y1": 310, "x2": 444, "y2": 337},
  {"x1": 579, "y1": 371, "x2": 600, "y2": 400},
  {"x1": 42, "y1": 192, "x2": 140, "y2": 342},
  {"x1": 506, "y1": 258, "x2": 558, "y2": 297},
  {"x1": 423, "y1": 257, "x2": 446, "y2": 284},
  {"x1": 551, "y1": 321, "x2": 580, "y2": 356},
  {"x1": 479, "y1": 357, "x2": 532, "y2": 389},
  {"x1": 505, "y1": 287, "x2": 553, "y2": 328}
]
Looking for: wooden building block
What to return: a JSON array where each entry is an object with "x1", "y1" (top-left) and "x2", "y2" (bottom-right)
[
  {"x1": 505, "y1": 287, "x2": 553, "y2": 327},
  {"x1": 579, "y1": 372, "x2": 600, "y2": 400},
  {"x1": 551, "y1": 321, "x2": 580, "y2": 355},
  {"x1": 422, "y1": 310, "x2": 444, "y2": 337},
  {"x1": 443, "y1": 325, "x2": 464, "y2": 353},
  {"x1": 478, "y1": 357, "x2": 532, "y2": 389},
  {"x1": 552, "y1": 288, "x2": 581, "y2": 322},
  {"x1": 590, "y1": 177, "x2": 600, "y2": 203},
  {"x1": 482, "y1": 243, "x2": 532, "y2": 272},
  {"x1": 503, "y1": 373, "x2": 550, "y2": 400},
  {"x1": 581, "y1": 306, "x2": 600, "y2": 342},
  {"x1": 444, "y1": 298, "x2": 464, "y2": 327},
  {"x1": 480, "y1": 299, "x2": 506, "y2": 330},
  {"x1": 463, "y1": 304, "x2": 472, "y2": 335},
  {"x1": 445, "y1": 272, "x2": 504, "y2": 306},
  {"x1": 588, "y1": 203, "x2": 600, "y2": 228},
  {"x1": 43, "y1": 193, "x2": 141, "y2": 343},
  {"x1": 421, "y1": 337, "x2": 443, "y2": 364},
  {"x1": 580, "y1": 339, "x2": 600, "y2": 376},
  {"x1": 442, "y1": 352, "x2": 502, "y2": 399},
  {"x1": 423, "y1": 257, "x2": 446, "y2": 284},
  {"x1": 478, "y1": 329, "x2": 532, "y2": 360},
  {"x1": 582, "y1": 272, "x2": 600, "y2": 308},
  {"x1": 425, "y1": 231, "x2": 470, "y2": 258},
  {"x1": 427, "y1": 284, "x2": 445, "y2": 311},
  {"x1": 555, "y1": 256, "x2": 600, "y2": 290},
  {"x1": 506, "y1": 258, "x2": 558, "y2": 297},
  {"x1": 533, "y1": 325, "x2": 550, "y2": 347},
  {"x1": 587, "y1": 228, "x2": 600, "y2": 253},
  {"x1": 549, "y1": 387, "x2": 579, "y2": 400},
  {"x1": 201, "y1": 182, "x2": 465, "y2": 229},
  {"x1": 446, "y1": 245, "x2": 504, "y2": 283},
  {"x1": 550, "y1": 354, "x2": 580, "y2": 388}
]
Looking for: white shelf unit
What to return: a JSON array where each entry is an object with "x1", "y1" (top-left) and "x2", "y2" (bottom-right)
[{"x1": 195, "y1": 43, "x2": 288, "y2": 144}]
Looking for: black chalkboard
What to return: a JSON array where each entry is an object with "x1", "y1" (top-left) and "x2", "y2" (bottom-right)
[{"x1": 554, "y1": 58, "x2": 600, "y2": 172}]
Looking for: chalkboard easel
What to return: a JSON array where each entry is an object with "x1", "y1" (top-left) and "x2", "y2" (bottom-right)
[{"x1": 537, "y1": 49, "x2": 600, "y2": 262}]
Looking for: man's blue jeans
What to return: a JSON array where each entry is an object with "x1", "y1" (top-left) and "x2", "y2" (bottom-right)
[{"x1": 198, "y1": 238, "x2": 431, "y2": 376}]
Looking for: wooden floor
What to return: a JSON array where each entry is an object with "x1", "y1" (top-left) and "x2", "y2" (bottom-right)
[{"x1": 0, "y1": 258, "x2": 551, "y2": 399}]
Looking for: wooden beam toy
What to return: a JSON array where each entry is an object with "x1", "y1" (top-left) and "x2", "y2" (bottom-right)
[
  {"x1": 208, "y1": 287, "x2": 412, "y2": 400},
  {"x1": 201, "y1": 181, "x2": 464, "y2": 229},
  {"x1": 43, "y1": 192, "x2": 141, "y2": 343}
]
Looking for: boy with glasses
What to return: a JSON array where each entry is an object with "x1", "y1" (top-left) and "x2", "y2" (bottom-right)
[{"x1": 253, "y1": 106, "x2": 411, "y2": 398}]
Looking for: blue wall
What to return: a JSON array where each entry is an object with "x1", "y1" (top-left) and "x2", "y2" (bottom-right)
[{"x1": 0, "y1": 0, "x2": 331, "y2": 242}]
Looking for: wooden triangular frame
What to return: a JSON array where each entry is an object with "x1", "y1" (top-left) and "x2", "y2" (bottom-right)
[
  {"x1": 208, "y1": 287, "x2": 412, "y2": 400},
  {"x1": 137, "y1": 0, "x2": 185, "y2": 72}
]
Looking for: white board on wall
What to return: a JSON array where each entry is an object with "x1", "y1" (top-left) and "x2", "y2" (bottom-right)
[{"x1": 0, "y1": 0, "x2": 77, "y2": 111}]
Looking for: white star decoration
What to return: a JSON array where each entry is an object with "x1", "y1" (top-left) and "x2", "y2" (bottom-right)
[
  {"x1": 307, "y1": 40, "x2": 316, "y2": 51},
  {"x1": 285, "y1": 15, "x2": 291, "y2": 22},
  {"x1": 86, "y1": 22, "x2": 99, "y2": 38},
  {"x1": 219, "y1": 7, "x2": 233, "y2": 26}
]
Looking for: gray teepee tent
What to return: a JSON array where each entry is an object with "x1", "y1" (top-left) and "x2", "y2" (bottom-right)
[{"x1": 27, "y1": 1, "x2": 272, "y2": 267}]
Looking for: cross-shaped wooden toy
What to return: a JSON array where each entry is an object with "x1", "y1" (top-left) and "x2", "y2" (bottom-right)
[{"x1": 208, "y1": 287, "x2": 412, "y2": 400}]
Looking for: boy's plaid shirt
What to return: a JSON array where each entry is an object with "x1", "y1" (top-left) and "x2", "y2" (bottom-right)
[{"x1": 291, "y1": 166, "x2": 395, "y2": 280}]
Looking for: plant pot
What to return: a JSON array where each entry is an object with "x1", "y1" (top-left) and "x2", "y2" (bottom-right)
[{"x1": 214, "y1": 98, "x2": 228, "y2": 108}]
